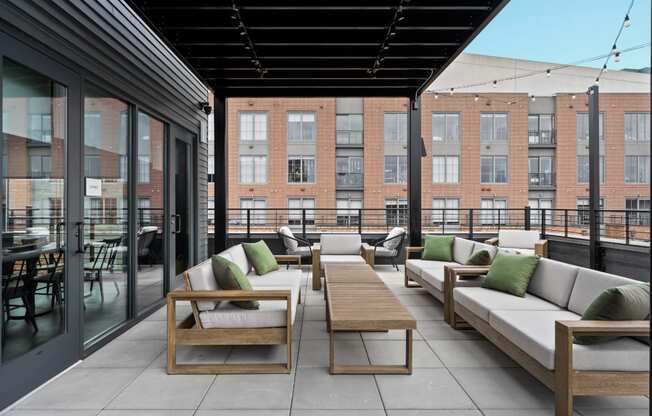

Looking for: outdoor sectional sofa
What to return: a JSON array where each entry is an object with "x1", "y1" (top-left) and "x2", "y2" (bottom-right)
[
  {"x1": 167, "y1": 243, "x2": 302, "y2": 374},
  {"x1": 447, "y1": 257, "x2": 650, "y2": 416}
]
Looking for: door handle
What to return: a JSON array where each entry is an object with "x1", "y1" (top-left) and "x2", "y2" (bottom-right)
[
  {"x1": 75, "y1": 222, "x2": 84, "y2": 253},
  {"x1": 175, "y1": 214, "x2": 181, "y2": 234},
  {"x1": 55, "y1": 221, "x2": 65, "y2": 250}
]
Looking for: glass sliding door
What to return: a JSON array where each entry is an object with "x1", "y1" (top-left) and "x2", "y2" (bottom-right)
[
  {"x1": 136, "y1": 112, "x2": 165, "y2": 312},
  {"x1": 82, "y1": 85, "x2": 129, "y2": 343}
]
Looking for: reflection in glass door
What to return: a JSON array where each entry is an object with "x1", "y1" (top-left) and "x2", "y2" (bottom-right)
[
  {"x1": 136, "y1": 112, "x2": 165, "y2": 312},
  {"x1": 174, "y1": 137, "x2": 192, "y2": 277},
  {"x1": 1, "y1": 59, "x2": 68, "y2": 361},
  {"x1": 82, "y1": 85, "x2": 129, "y2": 343}
]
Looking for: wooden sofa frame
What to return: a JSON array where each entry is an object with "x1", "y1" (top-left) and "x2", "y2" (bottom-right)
[
  {"x1": 167, "y1": 256, "x2": 301, "y2": 375},
  {"x1": 445, "y1": 271, "x2": 650, "y2": 416},
  {"x1": 485, "y1": 236, "x2": 549, "y2": 257},
  {"x1": 312, "y1": 243, "x2": 374, "y2": 290}
]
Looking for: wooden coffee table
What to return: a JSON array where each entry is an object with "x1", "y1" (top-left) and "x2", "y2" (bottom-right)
[{"x1": 324, "y1": 263, "x2": 416, "y2": 375}]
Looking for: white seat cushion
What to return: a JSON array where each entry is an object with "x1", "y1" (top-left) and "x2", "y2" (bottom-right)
[
  {"x1": 490, "y1": 310, "x2": 650, "y2": 371},
  {"x1": 454, "y1": 287, "x2": 561, "y2": 322},
  {"x1": 374, "y1": 246, "x2": 397, "y2": 257},
  {"x1": 320, "y1": 234, "x2": 361, "y2": 255},
  {"x1": 186, "y1": 260, "x2": 220, "y2": 311},
  {"x1": 453, "y1": 237, "x2": 475, "y2": 265},
  {"x1": 419, "y1": 261, "x2": 459, "y2": 291},
  {"x1": 498, "y1": 230, "x2": 540, "y2": 250},
  {"x1": 199, "y1": 285, "x2": 299, "y2": 329},
  {"x1": 405, "y1": 259, "x2": 432, "y2": 276},
  {"x1": 288, "y1": 246, "x2": 311, "y2": 257},
  {"x1": 320, "y1": 255, "x2": 366, "y2": 269},
  {"x1": 248, "y1": 269, "x2": 302, "y2": 288}
]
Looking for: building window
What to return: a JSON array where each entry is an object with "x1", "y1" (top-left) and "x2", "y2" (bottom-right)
[
  {"x1": 528, "y1": 114, "x2": 554, "y2": 144},
  {"x1": 84, "y1": 154, "x2": 101, "y2": 178},
  {"x1": 137, "y1": 112, "x2": 151, "y2": 184},
  {"x1": 432, "y1": 198, "x2": 459, "y2": 225},
  {"x1": 480, "y1": 113, "x2": 508, "y2": 142},
  {"x1": 384, "y1": 155, "x2": 407, "y2": 184},
  {"x1": 240, "y1": 197, "x2": 266, "y2": 225},
  {"x1": 288, "y1": 112, "x2": 315, "y2": 142},
  {"x1": 577, "y1": 155, "x2": 605, "y2": 184},
  {"x1": 625, "y1": 198, "x2": 650, "y2": 226},
  {"x1": 576, "y1": 112, "x2": 604, "y2": 141},
  {"x1": 624, "y1": 155, "x2": 650, "y2": 184},
  {"x1": 288, "y1": 197, "x2": 315, "y2": 226},
  {"x1": 385, "y1": 198, "x2": 407, "y2": 226},
  {"x1": 480, "y1": 156, "x2": 508, "y2": 183},
  {"x1": 288, "y1": 156, "x2": 315, "y2": 183},
  {"x1": 432, "y1": 113, "x2": 459, "y2": 142},
  {"x1": 84, "y1": 112, "x2": 102, "y2": 149},
  {"x1": 480, "y1": 198, "x2": 507, "y2": 225},
  {"x1": 432, "y1": 156, "x2": 459, "y2": 183},
  {"x1": 239, "y1": 155, "x2": 267, "y2": 184},
  {"x1": 336, "y1": 114, "x2": 363, "y2": 144},
  {"x1": 28, "y1": 113, "x2": 52, "y2": 143},
  {"x1": 240, "y1": 112, "x2": 267, "y2": 142},
  {"x1": 336, "y1": 198, "x2": 362, "y2": 226},
  {"x1": 528, "y1": 199, "x2": 553, "y2": 225},
  {"x1": 137, "y1": 197, "x2": 151, "y2": 226},
  {"x1": 577, "y1": 198, "x2": 604, "y2": 225},
  {"x1": 624, "y1": 112, "x2": 650, "y2": 142},
  {"x1": 384, "y1": 112, "x2": 407, "y2": 142},
  {"x1": 528, "y1": 156, "x2": 553, "y2": 186},
  {"x1": 208, "y1": 196, "x2": 215, "y2": 226},
  {"x1": 336, "y1": 156, "x2": 363, "y2": 187},
  {"x1": 29, "y1": 154, "x2": 52, "y2": 178}
]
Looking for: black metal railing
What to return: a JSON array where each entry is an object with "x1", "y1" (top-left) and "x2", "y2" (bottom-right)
[
  {"x1": 209, "y1": 207, "x2": 650, "y2": 247},
  {"x1": 528, "y1": 172, "x2": 555, "y2": 187},
  {"x1": 528, "y1": 129, "x2": 555, "y2": 145},
  {"x1": 336, "y1": 172, "x2": 363, "y2": 187}
]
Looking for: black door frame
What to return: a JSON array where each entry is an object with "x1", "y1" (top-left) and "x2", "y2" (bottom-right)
[{"x1": 0, "y1": 31, "x2": 84, "y2": 409}]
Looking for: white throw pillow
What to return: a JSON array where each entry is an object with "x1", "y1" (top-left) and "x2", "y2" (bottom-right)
[
  {"x1": 383, "y1": 227, "x2": 405, "y2": 251},
  {"x1": 279, "y1": 226, "x2": 298, "y2": 251}
]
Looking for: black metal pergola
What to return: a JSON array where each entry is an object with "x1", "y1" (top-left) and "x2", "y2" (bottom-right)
[{"x1": 129, "y1": 0, "x2": 509, "y2": 250}]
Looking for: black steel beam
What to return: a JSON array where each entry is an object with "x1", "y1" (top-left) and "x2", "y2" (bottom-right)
[
  {"x1": 588, "y1": 85, "x2": 601, "y2": 270},
  {"x1": 408, "y1": 95, "x2": 422, "y2": 245},
  {"x1": 213, "y1": 95, "x2": 228, "y2": 253}
]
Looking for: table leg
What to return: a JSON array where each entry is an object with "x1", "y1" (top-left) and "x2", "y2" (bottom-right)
[
  {"x1": 329, "y1": 328, "x2": 335, "y2": 374},
  {"x1": 406, "y1": 329, "x2": 413, "y2": 374}
]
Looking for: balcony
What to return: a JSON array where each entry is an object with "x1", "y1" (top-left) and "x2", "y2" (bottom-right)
[
  {"x1": 528, "y1": 172, "x2": 555, "y2": 189},
  {"x1": 336, "y1": 172, "x2": 364, "y2": 189},
  {"x1": 528, "y1": 130, "x2": 556, "y2": 147}
]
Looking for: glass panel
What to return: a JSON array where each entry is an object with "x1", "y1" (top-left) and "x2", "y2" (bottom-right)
[
  {"x1": 2, "y1": 59, "x2": 67, "y2": 361},
  {"x1": 137, "y1": 112, "x2": 165, "y2": 312},
  {"x1": 82, "y1": 85, "x2": 129, "y2": 343}
]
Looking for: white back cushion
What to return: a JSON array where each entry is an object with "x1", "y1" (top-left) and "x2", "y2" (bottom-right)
[
  {"x1": 453, "y1": 237, "x2": 475, "y2": 264},
  {"x1": 498, "y1": 230, "x2": 540, "y2": 249},
  {"x1": 568, "y1": 268, "x2": 640, "y2": 315},
  {"x1": 320, "y1": 234, "x2": 361, "y2": 255},
  {"x1": 383, "y1": 227, "x2": 405, "y2": 250},
  {"x1": 527, "y1": 258, "x2": 579, "y2": 308},
  {"x1": 187, "y1": 260, "x2": 219, "y2": 311},
  {"x1": 279, "y1": 226, "x2": 298, "y2": 251},
  {"x1": 219, "y1": 244, "x2": 251, "y2": 275}
]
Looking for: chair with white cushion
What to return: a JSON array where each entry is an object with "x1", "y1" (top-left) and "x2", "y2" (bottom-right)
[
  {"x1": 277, "y1": 226, "x2": 312, "y2": 263},
  {"x1": 485, "y1": 229, "x2": 548, "y2": 257},
  {"x1": 311, "y1": 233, "x2": 373, "y2": 290},
  {"x1": 362, "y1": 227, "x2": 406, "y2": 270}
]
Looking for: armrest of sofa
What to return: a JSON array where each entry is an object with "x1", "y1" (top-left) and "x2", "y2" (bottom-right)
[
  {"x1": 534, "y1": 239, "x2": 548, "y2": 257},
  {"x1": 485, "y1": 237, "x2": 499, "y2": 246},
  {"x1": 443, "y1": 265, "x2": 490, "y2": 326},
  {"x1": 275, "y1": 254, "x2": 302, "y2": 266},
  {"x1": 361, "y1": 243, "x2": 375, "y2": 266},
  {"x1": 168, "y1": 289, "x2": 292, "y2": 303}
]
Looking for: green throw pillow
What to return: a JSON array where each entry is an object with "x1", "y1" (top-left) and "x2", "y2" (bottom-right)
[
  {"x1": 211, "y1": 255, "x2": 259, "y2": 309},
  {"x1": 481, "y1": 252, "x2": 539, "y2": 297},
  {"x1": 466, "y1": 249, "x2": 491, "y2": 266},
  {"x1": 422, "y1": 235, "x2": 454, "y2": 261},
  {"x1": 243, "y1": 240, "x2": 279, "y2": 275},
  {"x1": 575, "y1": 283, "x2": 650, "y2": 345}
]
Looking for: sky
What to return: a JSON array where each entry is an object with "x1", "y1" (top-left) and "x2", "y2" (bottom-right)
[{"x1": 465, "y1": 0, "x2": 651, "y2": 70}]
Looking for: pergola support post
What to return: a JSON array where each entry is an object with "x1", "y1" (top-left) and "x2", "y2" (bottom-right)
[
  {"x1": 407, "y1": 95, "x2": 422, "y2": 246},
  {"x1": 588, "y1": 86, "x2": 601, "y2": 270},
  {"x1": 214, "y1": 95, "x2": 228, "y2": 253}
]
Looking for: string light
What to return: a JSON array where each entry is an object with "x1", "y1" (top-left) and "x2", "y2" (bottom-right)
[
  {"x1": 434, "y1": 93, "x2": 439, "y2": 99},
  {"x1": 546, "y1": 69, "x2": 551, "y2": 77},
  {"x1": 595, "y1": 0, "x2": 635, "y2": 86},
  {"x1": 232, "y1": 1, "x2": 266, "y2": 77},
  {"x1": 449, "y1": 88, "x2": 454, "y2": 96},
  {"x1": 474, "y1": 94, "x2": 479, "y2": 102},
  {"x1": 614, "y1": 52, "x2": 621, "y2": 62},
  {"x1": 624, "y1": 14, "x2": 631, "y2": 27},
  {"x1": 492, "y1": 80, "x2": 497, "y2": 88},
  {"x1": 368, "y1": 0, "x2": 409, "y2": 76},
  {"x1": 530, "y1": 95, "x2": 536, "y2": 102},
  {"x1": 594, "y1": 77, "x2": 600, "y2": 85},
  {"x1": 571, "y1": 94, "x2": 576, "y2": 100},
  {"x1": 603, "y1": 64, "x2": 608, "y2": 73}
]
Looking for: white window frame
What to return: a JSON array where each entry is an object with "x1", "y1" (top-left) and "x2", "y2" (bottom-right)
[
  {"x1": 431, "y1": 112, "x2": 459, "y2": 142},
  {"x1": 287, "y1": 112, "x2": 316, "y2": 142},
  {"x1": 287, "y1": 155, "x2": 316, "y2": 184},
  {"x1": 239, "y1": 112, "x2": 267, "y2": 142}
]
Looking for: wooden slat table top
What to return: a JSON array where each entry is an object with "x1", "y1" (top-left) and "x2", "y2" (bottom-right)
[
  {"x1": 324, "y1": 263, "x2": 382, "y2": 284},
  {"x1": 325, "y1": 267, "x2": 416, "y2": 331}
]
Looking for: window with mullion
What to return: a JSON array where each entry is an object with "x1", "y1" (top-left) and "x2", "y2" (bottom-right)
[
  {"x1": 432, "y1": 113, "x2": 459, "y2": 142},
  {"x1": 480, "y1": 113, "x2": 508, "y2": 142},
  {"x1": 432, "y1": 155, "x2": 459, "y2": 183},
  {"x1": 288, "y1": 112, "x2": 315, "y2": 142},
  {"x1": 384, "y1": 112, "x2": 407, "y2": 142},
  {"x1": 288, "y1": 156, "x2": 315, "y2": 183},
  {"x1": 240, "y1": 112, "x2": 267, "y2": 142},
  {"x1": 384, "y1": 155, "x2": 407, "y2": 184},
  {"x1": 480, "y1": 156, "x2": 507, "y2": 183}
]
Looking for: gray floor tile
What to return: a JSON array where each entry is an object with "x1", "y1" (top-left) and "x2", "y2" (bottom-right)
[
  {"x1": 386, "y1": 411, "x2": 481, "y2": 416},
  {"x1": 199, "y1": 374, "x2": 293, "y2": 409},
  {"x1": 301, "y1": 321, "x2": 362, "y2": 340},
  {"x1": 575, "y1": 410, "x2": 650, "y2": 416},
  {"x1": 146, "y1": 304, "x2": 194, "y2": 321},
  {"x1": 364, "y1": 340, "x2": 442, "y2": 368},
  {"x1": 226, "y1": 342, "x2": 297, "y2": 366},
  {"x1": 292, "y1": 367, "x2": 383, "y2": 410},
  {"x1": 16, "y1": 368, "x2": 141, "y2": 410},
  {"x1": 148, "y1": 346, "x2": 232, "y2": 368},
  {"x1": 196, "y1": 412, "x2": 288, "y2": 416},
  {"x1": 360, "y1": 329, "x2": 423, "y2": 341},
  {"x1": 292, "y1": 411, "x2": 386, "y2": 416},
  {"x1": 426, "y1": 340, "x2": 516, "y2": 368},
  {"x1": 80, "y1": 340, "x2": 165, "y2": 368},
  {"x1": 106, "y1": 368, "x2": 214, "y2": 410},
  {"x1": 119, "y1": 321, "x2": 167, "y2": 340},
  {"x1": 303, "y1": 305, "x2": 326, "y2": 321},
  {"x1": 482, "y1": 410, "x2": 580, "y2": 416},
  {"x1": 298, "y1": 339, "x2": 369, "y2": 367},
  {"x1": 417, "y1": 321, "x2": 482, "y2": 340},
  {"x1": 574, "y1": 395, "x2": 650, "y2": 409},
  {"x1": 98, "y1": 411, "x2": 195, "y2": 416},
  {"x1": 407, "y1": 305, "x2": 444, "y2": 321},
  {"x1": 450, "y1": 367, "x2": 554, "y2": 409},
  {"x1": 304, "y1": 294, "x2": 326, "y2": 306},
  {"x1": 376, "y1": 368, "x2": 476, "y2": 410},
  {"x1": 4, "y1": 411, "x2": 99, "y2": 416},
  {"x1": 396, "y1": 294, "x2": 439, "y2": 306}
]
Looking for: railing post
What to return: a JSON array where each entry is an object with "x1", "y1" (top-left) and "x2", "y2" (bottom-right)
[
  {"x1": 442, "y1": 209, "x2": 446, "y2": 235},
  {"x1": 357, "y1": 209, "x2": 362, "y2": 235},
  {"x1": 564, "y1": 209, "x2": 569, "y2": 237},
  {"x1": 625, "y1": 210, "x2": 630, "y2": 245},
  {"x1": 302, "y1": 209, "x2": 306, "y2": 239},
  {"x1": 541, "y1": 208, "x2": 546, "y2": 237},
  {"x1": 468, "y1": 208, "x2": 474, "y2": 240},
  {"x1": 524, "y1": 206, "x2": 531, "y2": 230},
  {"x1": 497, "y1": 209, "x2": 501, "y2": 231},
  {"x1": 26, "y1": 206, "x2": 33, "y2": 228},
  {"x1": 246, "y1": 209, "x2": 251, "y2": 241}
]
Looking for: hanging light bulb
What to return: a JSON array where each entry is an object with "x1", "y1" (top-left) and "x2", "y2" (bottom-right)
[
  {"x1": 594, "y1": 77, "x2": 600, "y2": 85},
  {"x1": 434, "y1": 92, "x2": 439, "y2": 99},
  {"x1": 624, "y1": 14, "x2": 631, "y2": 28},
  {"x1": 603, "y1": 64, "x2": 608, "y2": 73},
  {"x1": 614, "y1": 52, "x2": 621, "y2": 63},
  {"x1": 546, "y1": 69, "x2": 551, "y2": 77},
  {"x1": 530, "y1": 95, "x2": 536, "y2": 102},
  {"x1": 492, "y1": 80, "x2": 497, "y2": 88},
  {"x1": 449, "y1": 88, "x2": 454, "y2": 96},
  {"x1": 571, "y1": 94, "x2": 576, "y2": 100},
  {"x1": 611, "y1": 44, "x2": 619, "y2": 56},
  {"x1": 474, "y1": 94, "x2": 479, "y2": 102}
]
